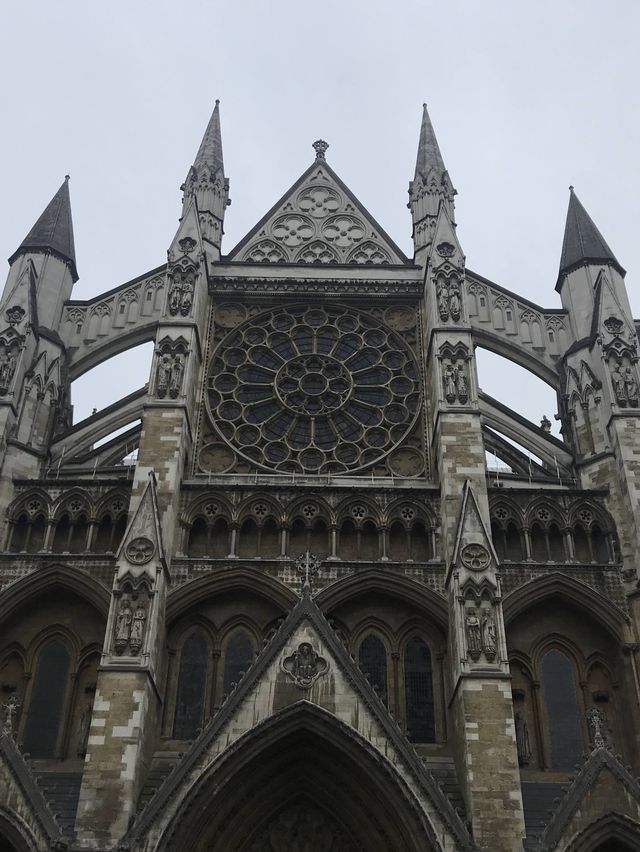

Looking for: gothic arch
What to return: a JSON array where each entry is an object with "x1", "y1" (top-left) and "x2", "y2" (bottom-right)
[
  {"x1": 0, "y1": 807, "x2": 41, "y2": 852},
  {"x1": 564, "y1": 811, "x2": 640, "y2": 851},
  {"x1": 317, "y1": 569, "x2": 448, "y2": 634},
  {"x1": 146, "y1": 702, "x2": 449, "y2": 852},
  {"x1": 166, "y1": 570, "x2": 296, "y2": 624},
  {"x1": 0, "y1": 565, "x2": 110, "y2": 625},
  {"x1": 502, "y1": 573, "x2": 628, "y2": 642},
  {"x1": 471, "y1": 327, "x2": 560, "y2": 389}
]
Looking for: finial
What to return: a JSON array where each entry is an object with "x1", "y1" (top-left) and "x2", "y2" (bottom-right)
[
  {"x1": 215, "y1": 99, "x2": 220, "y2": 106},
  {"x1": 569, "y1": 185, "x2": 574, "y2": 193},
  {"x1": 587, "y1": 707, "x2": 609, "y2": 750},
  {"x1": 312, "y1": 140, "x2": 329, "y2": 160},
  {"x1": 295, "y1": 551, "x2": 321, "y2": 596},
  {"x1": 65, "y1": 174, "x2": 70, "y2": 182}
]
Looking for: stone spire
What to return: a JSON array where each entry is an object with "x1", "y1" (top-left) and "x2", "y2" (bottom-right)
[
  {"x1": 9, "y1": 176, "x2": 77, "y2": 281},
  {"x1": 181, "y1": 100, "x2": 229, "y2": 256},
  {"x1": 558, "y1": 187, "x2": 624, "y2": 283},
  {"x1": 408, "y1": 104, "x2": 456, "y2": 256}
]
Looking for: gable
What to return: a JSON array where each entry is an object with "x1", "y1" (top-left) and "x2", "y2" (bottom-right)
[{"x1": 227, "y1": 160, "x2": 410, "y2": 266}]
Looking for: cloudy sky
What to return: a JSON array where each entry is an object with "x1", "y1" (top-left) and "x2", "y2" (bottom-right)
[{"x1": 1, "y1": 0, "x2": 639, "y2": 441}]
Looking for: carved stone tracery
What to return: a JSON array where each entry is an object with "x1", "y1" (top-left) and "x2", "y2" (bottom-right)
[{"x1": 281, "y1": 642, "x2": 329, "y2": 689}]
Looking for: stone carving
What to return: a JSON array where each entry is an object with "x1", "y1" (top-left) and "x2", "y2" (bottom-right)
[
  {"x1": 0, "y1": 344, "x2": 18, "y2": 395},
  {"x1": 1, "y1": 693, "x2": 21, "y2": 735},
  {"x1": 297, "y1": 185, "x2": 341, "y2": 219},
  {"x1": 461, "y1": 543, "x2": 491, "y2": 572},
  {"x1": 281, "y1": 642, "x2": 328, "y2": 689},
  {"x1": 272, "y1": 214, "x2": 314, "y2": 247},
  {"x1": 156, "y1": 351, "x2": 185, "y2": 399},
  {"x1": 168, "y1": 272, "x2": 195, "y2": 317},
  {"x1": 515, "y1": 711, "x2": 532, "y2": 766},
  {"x1": 5, "y1": 306, "x2": 25, "y2": 326},
  {"x1": 312, "y1": 139, "x2": 329, "y2": 159},
  {"x1": 249, "y1": 803, "x2": 357, "y2": 852},
  {"x1": 481, "y1": 609, "x2": 497, "y2": 660},
  {"x1": 465, "y1": 608, "x2": 482, "y2": 661},
  {"x1": 295, "y1": 551, "x2": 321, "y2": 592},
  {"x1": 125, "y1": 536, "x2": 155, "y2": 565},
  {"x1": 436, "y1": 278, "x2": 461, "y2": 323},
  {"x1": 76, "y1": 700, "x2": 93, "y2": 757},
  {"x1": 436, "y1": 241, "x2": 455, "y2": 258},
  {"x1": 113, "y1": 594, "x2": 148, "y2": 656},
  {"x1": 587, "y1": 707, "x2": 609, "y2": 750},
  {"x1": 178, "y1": 236, "x2": 197, "y2": 255},
  {"x1": 442, "y1": 359, "x2": 468, "y2": 404},
  {"x1": 610, "y1": 358, "x2": 639, "y2": 407}
]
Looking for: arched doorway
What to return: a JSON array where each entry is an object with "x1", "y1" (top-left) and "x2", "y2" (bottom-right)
[{"x1": 154, "y1": 703, "x2": 445, "y2": 851}]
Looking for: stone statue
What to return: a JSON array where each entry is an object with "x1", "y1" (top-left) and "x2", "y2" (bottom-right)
[
  {"x1": 465, "y1": 608, "x2": 482, "y2": 660},
  {"x1": 282, "y1": 641, "x2": 328, "y2": 689},
  {"x1": 1, "y1": 693, "x2": 21, "y2": 736},
  {"x1": 515, "y1": 711, "x2": 532, "y2": 765},
  {"x1": 624, "y1": 365, "x2": 638, "y2": 406},
  {"x1": 180, "y1": 279, "x2": 194, "y2": 316},
  {"x1": 481, "y1": 609, "x2": 497, "y2": 659},
  {"x1": 129, "y1": 603, "x2": 147, "y2": 655},
  {"x1": 437, "y1": 282, "x2": 450, "y2": 321},
  {"x1": 449, "y1": 281, "x2": 461, "y2": 321},
  {"x1": 168, "y1": 282, "x2": 182, "y2": 315},
  {"x1": 156, "y1": 354, "x2": 173, "y2": 398},
  {"x1": 455, "y1": 362, "x2": 468, "y2": 403},
  {"x1": 611, "y1": 360, "x2": 627, "y2": 405},
  {"x1": 443, "y1": 362, "x2": 457, "y2": 403},
  {"x1": 169, "y1": 355, "x2": 184, "y2": 398},
  {"x1": 114, "y1": 600, "x2": 132, "y2": 652}
]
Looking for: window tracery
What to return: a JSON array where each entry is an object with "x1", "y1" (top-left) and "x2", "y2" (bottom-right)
[{"x1": 203, "y1": 304, "x2": 422, "y2": 476}]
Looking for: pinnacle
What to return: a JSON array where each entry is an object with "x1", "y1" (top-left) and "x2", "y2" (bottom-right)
[
  {"x1": 558, "y1": 187, "x2": 622, "y2": 278},
  {"x1": 414, "y1": 103, "x2": 448, "y2": 183},
  {"x1": 9, "y1": 177, "x2": 77, "y2": 281},
  {"x1": 193, "y1": 99, "x2": 224, "y2": 175}
]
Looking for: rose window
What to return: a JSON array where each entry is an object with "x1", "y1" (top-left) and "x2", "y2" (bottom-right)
[{"x1": 206, "y1": 304, "x2": 421, "y2": 474}]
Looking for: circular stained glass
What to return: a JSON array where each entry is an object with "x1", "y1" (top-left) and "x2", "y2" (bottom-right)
[{"x1": 206, "y1": 304, "x2": 421, "y2": 474}]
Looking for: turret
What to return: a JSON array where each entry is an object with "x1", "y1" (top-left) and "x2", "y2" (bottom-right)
[
  {"x1": 408, "y1": 104, "x2": 456, "y2": 262},
  {"x1": 556, "y1": 187, "x2": 628, "y2": 341},
  {"x1": 3, "y1": 176, "x2": 77, "y2": 332},
  {"x1": 180, "y1": 100, "x2": 229, "y2": 261}
]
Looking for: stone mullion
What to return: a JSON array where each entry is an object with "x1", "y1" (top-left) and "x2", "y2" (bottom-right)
[
  {"x1": 328, "y1": 526, "x2": 338, "y2": 560},
  {"x1": 228, "y1": 524, "x2": 238, "y2": 558},
  {"x1": 391, "y1": 651, "x2": 401, "y2": 721},
  {"x1": 379, "y1": 527, "x2": 388, "y2": 561},
  {"x1": 522, "y1": 527, "x2": 532, "y2": 561},
  {"x1": 563, "y1": 527, "x2": 575, "y2": 561},
  {"x1": 279, "y1": 526, "x2": 288, "y2": 558}
]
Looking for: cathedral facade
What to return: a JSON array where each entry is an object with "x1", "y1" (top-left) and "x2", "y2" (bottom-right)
[{"x1": 0, "y1": 103, "x2": 639, "y2": 851}]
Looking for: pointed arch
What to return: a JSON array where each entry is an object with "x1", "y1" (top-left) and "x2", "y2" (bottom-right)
[
  {"x1": 0, "y1": 565, "x2": 110, "y2": 625},
  {"x1": 503, "y1": 573, "x2": 628, "y2": 642},
  {"x1": 565, "y1": 811, "x2": 640, "y2": 851},
  {"x1": 135, "y1": 701, "x2": 454, "y2": 852}
]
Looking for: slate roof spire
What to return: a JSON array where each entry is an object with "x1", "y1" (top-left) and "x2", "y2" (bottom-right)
[
  {"x1": 558, "y1": 187, "x2": 624, "y2": 280},
  {"x1": 414, "y1": 103, "x2": 449, "y2": 184},
  {"x1": 9, "y1": 176, "x2": 77, "y2": 281}
]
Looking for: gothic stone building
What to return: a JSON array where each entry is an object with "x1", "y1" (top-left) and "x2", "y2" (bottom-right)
[{"x1": 0, "y1": 103, "x2": 639, "y2": 852}]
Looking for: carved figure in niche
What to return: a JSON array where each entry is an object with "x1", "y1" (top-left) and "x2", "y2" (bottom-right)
[
  {"x1": 449, "y1": 280, "x2": 461, "y2": 322},
  {"x1": 465, "y1": 608, "x2": 482, "y2": 661},
  {"x1": 437, "y1": 281, "x2": 450, "y2": 322},
  {"x1": 515, "y1": 711, "x2": 532, "y2": 765},
  {"x1": 157, "y1": 354, "x2": 173, "y2": 398},
  {"x1": 281, "y1": 642, "x2": 328, "y2": 689},
  {"x1": 442, "y1": 358, "x2": 469, "y2": 405},
  {"x1": 156, "y1": 350, "x2": 185, "y2": 399},
  {"x1": 129, "y1": 603, "x2": 147, "y2": 655},
  {"x1": 168, "y1": 274, "x2": 195, "y2": 317},
  {"x1": 455, "y1": 361, "x2": 468, "y2": 403},
  {"x1": 481, "y1": 609, "x2": 497, "y2": 660},
  {"x1": 1, "y1": 693, "x2": 21, "y2": 736},
  {"x1": 443, "y1": 361, "x2": 457, "y2": 403},
  {"x1": 114, "y1": 599, "x2": 132, "y2": 653},
  {"x1": 624, "y1": 366, "x2": 638, "y2": 406},
  {"x1": 0, "y1": 345, "x2": 18, "y2": 394},
  {"x1": 170, "y1": 355, "x2": 184, "y2": 398}
]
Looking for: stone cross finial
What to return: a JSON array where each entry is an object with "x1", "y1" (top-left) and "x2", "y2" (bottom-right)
[
  {"x1": 312, "y1": 140, "x2": 329, "y2": 160},
  {"x1": 295, "y1": 551, "x2": 321, "y2": 594},
  {"x1": 587, "y1": 707, "x2": 608, "y2": 750},
  {"x1": 2, "y1": 694, "x2": 21, "y2": 735}
]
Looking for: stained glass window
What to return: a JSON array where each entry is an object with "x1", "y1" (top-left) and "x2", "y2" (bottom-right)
[
  {"x1": 359, "y1": 634, "x2": 387, "y2": 705},
  {"x1": 173, "y1": 632, "x2": 208, "y2": 740},
  {"x1": 404, "y1": 637, "x2": 435, "y2": 743}
]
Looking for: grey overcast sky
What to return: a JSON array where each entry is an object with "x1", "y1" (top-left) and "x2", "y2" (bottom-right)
[{"x1": 1, "y1": 0, "x2": 639, "y2": 439}]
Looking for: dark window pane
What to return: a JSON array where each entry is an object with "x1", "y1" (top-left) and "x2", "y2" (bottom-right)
[
  {"x1": 359, "y1": 634, "x2": 387, "y2": 705},
  {"x1": 404, "y1": 637, "x2": 435, "y2": 743},
  {"x1": 23, "y1": 640, "x2": 70, "y2": 758},
  {"x1": 223, "y1": 631, "x2": 254, "y2": 694},
  {"x1": 173, "y1": 632, "x2": 208, "y2": 740},
  {"x1": 542, "y1": 649, "x2": 583, "y2": 769}
]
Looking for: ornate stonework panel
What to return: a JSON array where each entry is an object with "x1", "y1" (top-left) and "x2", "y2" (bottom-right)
[
  {"x1": 201, "y1": 303, "x2": 423, "y2": 476},
  {"x1": 232, "y1": 164, "x2": 405, "y2": 265}
]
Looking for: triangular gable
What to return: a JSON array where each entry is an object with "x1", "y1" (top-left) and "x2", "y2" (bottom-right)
[
  {"x1": 227, "y1": 159, "x2": 410, "y2": 266},
  {"x1": 429, "y1": 202, "x2": 465, "y2": 270},
  {"x1": 591, "y1": 269, "x2": 636, "y2": 347},
  {"x1": 539, "y1": 746, "x2": 640, "y2": 850},
  {"x1": 115, "y1": 471, "x2": 166, "y2": 580},
  {"x1": 128, "y1": 590, "x2": 472, "y2": 850},
  {"x1": 451, "y1": 479, "x2": 498, "y2": 571}
]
